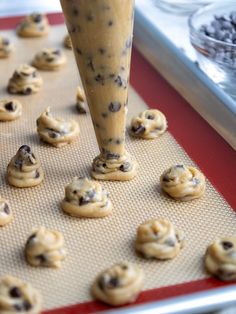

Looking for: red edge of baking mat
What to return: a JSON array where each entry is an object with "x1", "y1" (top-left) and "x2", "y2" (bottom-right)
[{"x1": 1, "y1": 12, "x2": 236, "y2": 314}]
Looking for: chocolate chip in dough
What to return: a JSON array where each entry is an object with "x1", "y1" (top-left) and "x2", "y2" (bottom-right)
[
  {"x1": 23, "y1": 300, "x2": 32, "y2": 311},
  {"x1": 222, "y1": 241, "x2": 233, "y2": 250},
  {"x1": 3, "y1": 204, "x2": 10, "y2": 215},
  {"x1": 4, "y1": 101, "x2": 15, "y2": 111},
  {"x1": 24, "y1": 87, "x2": 32, "y2": 95},
  {"x1": 108, "y1": 277, "x2": 120, "y2": 288},
  {"x1": 108, "y1": 102, "x2": 121, "y2": 112},
  {"x1": 108, "y1": 20, "x2": 113, "y2": 27},
  {"x1": 131, "y1": 125, "x2": 145, "y2": 135},
  {"x1": 120, "y1": 162, "x2": 130, "y2": 172},
  {"x1": 33, "y1": 14, "x2": 42, "y2": 23},
  {"x1": 9, "y1": 287, "x2": 22, "y2": 298}
]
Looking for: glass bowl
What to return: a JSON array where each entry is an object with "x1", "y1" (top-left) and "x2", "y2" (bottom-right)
[
  {"x1": 154, "y1": 0, "x2": 218, "y2": 15},
  {"x1": 189, "y1": 1, "x2": 236, "y2": 99}
]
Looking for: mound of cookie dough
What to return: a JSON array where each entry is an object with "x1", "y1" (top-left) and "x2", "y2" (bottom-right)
[
  {"x1": 92, "y1": 261, "x2": 144, "y2": 306},
  {"x1": 135, "y1": 218, "x2": 184, "y2": 259},
  {"x1": 0, "y1": 196, "x2": 12, "y2": 227},
  {"x1": 76, "y1": 86, "x2": 86, "y2": 114},
  {"x1": 25, "y1": 226, "x2": 67, "y2": 268},
  {"x1": 64, "y1": 34, "x2": 72, "y2": 49},
  {"x1": 160, "y1": 164, "x2": 206, "y2": 201},
  {"x1": 7, "y1": 145, "x2": 44, "y2": 188},
  {"x1": 205, "y1": 237, "x2": 236, "y2": 281},
  {"x1": 7, "y1": 64, "x2": 43, "y2": 95},
  {"x1": 130, "y1": 109, "x2": 167, "y2": 139},
  {"x1": 0, "y1": 36, "x2": 14, "y2": 58},
  {"x1": 61, "y1": 177, "x2": 112, "y2": 218},
  {"x1": 0, "y1": 275, "x2": 42, "y2": 313},
  {"x1": 0, "y1": 99, "x2": 22, "y2": 121},
  {"x1": 17, "y1": 13, "x2": 49, "y2": 38},
  {"x1": 32, "y1": 48, "x2": 67, "y2": 71},
  {"x1": 37, "y1": 107, "x2": 80, "y2": 148}
]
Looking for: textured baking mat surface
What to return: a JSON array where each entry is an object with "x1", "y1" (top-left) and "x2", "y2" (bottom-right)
[{"x1": 0, "y1": 24, "x2": 236, "y2": 311}]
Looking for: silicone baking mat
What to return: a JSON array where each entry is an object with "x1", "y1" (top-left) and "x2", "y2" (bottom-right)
[{"x1": 0, "y1": 20, "x2": 236, "y2": 313}]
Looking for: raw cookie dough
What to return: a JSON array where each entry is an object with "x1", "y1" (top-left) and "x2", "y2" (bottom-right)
[
  {"x1": 64, "y1": 34, "x2": 72, "y2": 49},
  {"x1": 0, "y1": 99, "x2": 22, "y2": 121},
  {"x1": 0, "y1": 36, "x2": 14, "y2": 58},
  {"x1": 0, "y1": 197, "x2": 12, "y2": 227},
  {"x1": 7, "y1": 64, "x2": 43, "y2": 95},
  {"x1": 92, "y1": 152, "x2": 137, "y2": 181},
  {"x1": 76, "y1": 86, "x2": 86, "y2": 114},
  {"x1": 7, "y1": 145, "x2": 44, "y2": 188},
  {"x1": 61, "y1": 177, "x2": 112, "y2": 218},
  {"x1": 32, "y1": 48, "x2": 67, "y2": 71},
  {"x1": 36, "y1": 107, "x2": 80, "y2": 148},
  {"x1": 160, "y1": 164, "x2": 206, "y2": 201},
  {"x1": 135, "y1": 218, "x2": 184, "y2": 259},
  {"x1": 130, "y1": 109, "x2": 167, "y2": 139},
  {"x1": 0, "y1": 275, "x2": 42, "y2": 313},
  {"x1": 25, "y1": 226, "x2": 67, "y2": 268},
  {"x1": 91, "y1": 261, "x2": 144, "y2": 306},
  {"x1": 17, "y1": 13, "x2": 49, "y2": 38},
  {"x1": 205, "y1": 237, "x2": 236, "y2": 281}
]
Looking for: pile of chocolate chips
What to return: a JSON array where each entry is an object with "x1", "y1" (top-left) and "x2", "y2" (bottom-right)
[{"x1": 199, "y1": 12, "x2": 236, "y2": 66}]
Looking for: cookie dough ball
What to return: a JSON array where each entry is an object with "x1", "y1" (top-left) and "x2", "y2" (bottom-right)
[
  {"x1": 7, "y1": 64, "x2": 43, "y2": 95},
  {"x1": 25, "y1": 226, "x2": 67, "y2": 268},
  {"x1": 130, "y1": 109, "x2": 167, "y2": 139},
  {"x1": 160, "y1": 165, "x2": 206, "y2": 201},
  {"x1": 0, "y1": 36, "x2": 14, "y2": 58},
  {"x1": 92, "y1": 262, "x2": 144, "y2": 306},
  {"x1": 64, "y1": 34, "x2": 72, "y2": 49},
  {"x1": 135, "y1": 219, "x2": 184, "y2": 259},
  {"x1": 7, "y1": 145, "x2": 44, "y2": 188},
  {"x1": 0, "y1": 197, "x2": 12, "y2": 227},
  {"x1": 0, "y1": 275, "x2": 42, "y2": 313},
  {"x1": 36, "y1": 107, "x2": 80, "y2": 148},
  {"x1": 17, "y1": 13, "x2": 49, "y2": 38},
  {"x1": 0, "y1": 99, "x2": 22, "y2": 121},
  {"x1": 32, "y1": 48, "x2": 67, "y2": 71},
  {"x1": 61, "y1": 177, "x2": 112, "y2": 218},
  {"x1": 76, "y1": 86, "x2": 86, "y2": 114},
  {"x1": 205, "y1": 237, "x2": 236, "y2": 281}
]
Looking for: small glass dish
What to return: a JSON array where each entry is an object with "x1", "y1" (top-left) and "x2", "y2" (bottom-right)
[{"x1": 189, "y1": 1, "x2": 236, "y2": 99}]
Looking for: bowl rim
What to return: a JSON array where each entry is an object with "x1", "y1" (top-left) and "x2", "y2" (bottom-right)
[{"x1": 188, "y1": 0, "x2": 236, "y2": 48}]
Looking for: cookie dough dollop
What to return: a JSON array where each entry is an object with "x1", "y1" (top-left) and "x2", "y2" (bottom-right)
[
  {"x1": 7, "y1": 145, "x2": 44, "y2": 188},
  {"x1": 76, "y1": 86, "x2": 86, "y2": 114},
  {"x1": 0, "y1": 275, "x2": 42, "y2": 313},
  {"x1": 7, "y1": 64, "x2": 43, "y2": 95},
  {"x1": 135, "y1": 218, "x2": 184, "y2": 259},
  {"x1": 17, "y1": 13, "x2": 49, "y2": 38},
  {"x1": 0, "y1": 197, "x2": 12, "y2": 227},
  {"x1": 92, "y1": 261, "x2": 144, "y2": 306},
  {"x1": 32, "y1": 48, "x2": 67, "y2": 71},
  {"x1": 205, "y1": 237, "x2": 236, "y2": 281},
  {"x1": 64, "y1": 34, "x2": 72, "y2": 49},
  {"x1": 130, "y1": 109, "x2": 167, "y2": 139},
  {"x1": 37, "y1": 107, "x2": 80, "y2": 148},
  {"x1": 0, "y1": 36, "x2": 14, "y2": 58},
  {"x1": 0, "y1": 99, "x2": 22, "y2": 121},
  {"x1": 160, "y1": 165, "x2": 206, "y2": 201},
  {"x1": 25, "y1": 226, "x2": 66, "y2": 268},
  {"x1": 61, "y1": 177, "x2": 112, "y2": 218}
]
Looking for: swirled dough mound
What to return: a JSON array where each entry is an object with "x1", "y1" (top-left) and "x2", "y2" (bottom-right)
[
  {"x1": 91, "y1": 262, "x2": 144, "y2": 306},
  {"x1": 64, "y1": 34, "x2": 72, "y2": 49},
  {"x1": 7, "y1": 64, "x2": 43, "y2": 95},
  {"x1": 32, "y1": 48, "x2": 66, "y2": 71},
  {"x1": 160, "y1": 165, "x2": 206, "y2": 201},
  {"x1": 76, "y1": 86, "x2": 86, "y2": 114},
  {"x1": 25, "y1": 226, "x2": 67, "y2": 268},
  {"x1": 61, "y1": 177, "x2": 112, "y2": 218},
  {"x1": 135, "y1": 219, "x2": 184, "y2": 259},
  {"x1": 92, "y1": 152, "x2": 137, "y2": 181},
  {"x1": 7, "y1": 145, "x2": 44, "y2": 188},
  {"x1": 0, "y1": 197, "x2": 12, "y2": 227},
  {"x1": 0, "y1": 275, "x2": 42, "y2": 313},
  {"x1": 0, "y1": 99, "x2": 22, "y2": 121},
  {"x1": 130, "y1": 109, "x2": 167, "y2": 139},
  {"x1": 37, "y1": 107, "x2": 80, "y2": 148},
  {"x1": 0, "y1": 36, "x2": 14, "y2": 58},
  {"x1": 205, "y1": 237, "x2": 236, "y2": 281},
  {"x1": 17, "y1": 13, "x2": 49, "y2": 38}
]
